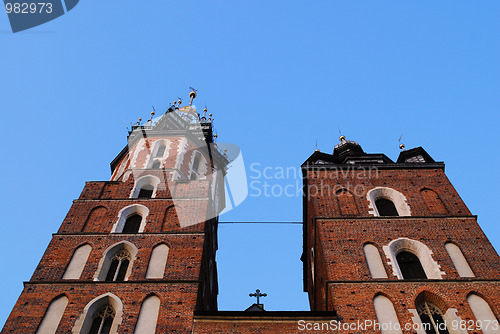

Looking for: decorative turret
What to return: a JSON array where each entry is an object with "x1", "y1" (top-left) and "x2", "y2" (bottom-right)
[{"x1": 332, "y1": 135, "x2": 365, "y2": 163}]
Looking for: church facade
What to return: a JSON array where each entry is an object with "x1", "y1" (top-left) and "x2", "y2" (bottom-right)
[{"x1": 2, "y1": 96, "x2": 499, "y2": 334}]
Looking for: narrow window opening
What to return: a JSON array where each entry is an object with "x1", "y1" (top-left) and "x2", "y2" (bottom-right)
[
  {"x1": 138, "y1": 185, "x2": 154, "y2": 198},
  {"x1": 88, "y1": 305, "x2": 115, "y2": 334},
  {"x1": 155, "y1": 144, "x2": 166, "y2": 158},
  {"x1": 116, "y1": 259, "x2": 129, "y2": 281},
  {"x1": 105, "y1": 250, "x2": 130, "y2": 282},
  {"x1": 122, "y1": 214, "x2": 141, "y2": 233},
  {"x1": 397, "y1": 251, "x2": 427, "y2": 279},
  {"x1": 105, "y1": 259, "x2": 119, "y2": 281},
  {"x1": 417, "y1": 302, "x2": 449, "y2": 334},
  {"x1": 190, "y1": 154, "x2": 201, "y2": 180},
  {"x1": 375, "y1": 198, "x2": 399, "y2": 216}
]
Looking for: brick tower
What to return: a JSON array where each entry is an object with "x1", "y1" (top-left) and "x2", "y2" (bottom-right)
[
  {"x1": 302, "y1": 137, "x2": 500, "y2": 333},
  {"x1": 1, "y1": 93, "x2": 228, "y2": 334}
]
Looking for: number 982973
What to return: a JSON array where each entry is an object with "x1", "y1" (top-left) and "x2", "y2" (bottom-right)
[{"x1": 5, "y1": 2, "x2": 53, "y2": 14}]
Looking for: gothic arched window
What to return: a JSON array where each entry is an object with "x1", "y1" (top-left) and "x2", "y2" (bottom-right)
[
  {"x1": 88, "y1": 305, "x2": 115, "y2": 334},
  {"x1": 112, "y1": 204, "x2": 149, "y2": 234},
  {"x1": 72, "y1": 293, "x2": 123, "y2": 334},
  {"x1": 367, "y1": 187, "x2": 411, "y2": 217},
  {"x1": 417, "y1": 302, "x2": 450, "y2": 334},
  {"x1": 396, "y1": 251, "x2": 427, "y2": 279},
  {"x1": 130, "y1": 175, "x2": 160, "y2": 199},
  {"x1": 122, "y1": 214, "x2": 142, "y2": 233},
  {"x1": 138, "y1": 185, "x2": 154, "y2": 199},
  {"x1": 95, "y1": 242, "x2": 137, "y2": 282},
  {"x1": 375, "y1": 198, "x2": 399, "y2": 216},
  {"x1": 385, "y1": 238, "x2": 444, "y2": 280},
  {"x1": 105, "y1": 249, "x2": 130, "y2": 282}
]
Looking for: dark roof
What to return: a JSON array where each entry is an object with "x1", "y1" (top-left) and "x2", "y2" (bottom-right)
[
  {"x1": 333, "y1": 139, "x2": 365, "y2": 162},
  {"x1": 397, "y1": 146, "x2": 435, "y2": 163},
  {"x1": 302, "y1": 144, "x2": 439, "y2": 169},
  {"x1": 245, "y1": 303, "x2": 265, "y2": 312}
]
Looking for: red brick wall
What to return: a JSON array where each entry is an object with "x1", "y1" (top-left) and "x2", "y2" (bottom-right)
[
  {"x1": 2, "y1": 283, "x2": 200, "y2": 334},
  {"x1": 304, "y1": 165, "x2": 500, "y2": 331},
  {"x1": 327, "y1": 282, "x2": 500, "y2": 334},
  {"x1": 306, "y1": 168, "x2": 471, "y2": 218}
]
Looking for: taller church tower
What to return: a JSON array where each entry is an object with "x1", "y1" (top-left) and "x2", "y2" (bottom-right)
[
  {"x1": 2, "y1": 92, "x2": 228, "y2": 334},
  {"x1": 302, "y1": 137, "x2": 500, "y2": 333}
]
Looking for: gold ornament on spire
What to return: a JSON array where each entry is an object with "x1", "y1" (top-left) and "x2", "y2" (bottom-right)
[
  {"x1": 189, "y1": 87, "x2": 197, "y2": 106},
  {"x1": 339, "y1": 135, "x2": 346, "y2": 142}
]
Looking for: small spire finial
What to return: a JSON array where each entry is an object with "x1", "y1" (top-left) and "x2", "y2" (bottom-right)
[
  {"x1": 149, "y1": 106, "x2": 156, "y2": 120},
  {"x1": 398, "y1": 134, "x2": 405, "y2": 151},
  {"x1": 339, "y1": 135, "x2": 346, "y2": 142},
  {"x1": 213, "y1": 133, "x2": 218, "y2": 143},
  {"x1": 203, "y1": 106, "x2": 208, "y2": 118},
  {"x1": 189, "y1": 86, "x2": 197, "y2": 106}
]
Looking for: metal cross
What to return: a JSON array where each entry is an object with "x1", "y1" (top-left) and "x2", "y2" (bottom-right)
[{"x1": 249, "y1": 289, "x2": 267, "y2": 304}]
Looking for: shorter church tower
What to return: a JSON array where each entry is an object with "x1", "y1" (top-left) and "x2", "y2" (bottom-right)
[
  {"x1": 302, "y1": 137, "x2": 500, "y2": 333},
  {"x1": 2, "y1": 93, "x2": 228, "y2": 334}
]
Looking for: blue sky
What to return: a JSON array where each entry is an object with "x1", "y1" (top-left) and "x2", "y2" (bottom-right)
[{"x1": 1, "y1": 0, "x2": 499, "y2": 326}]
